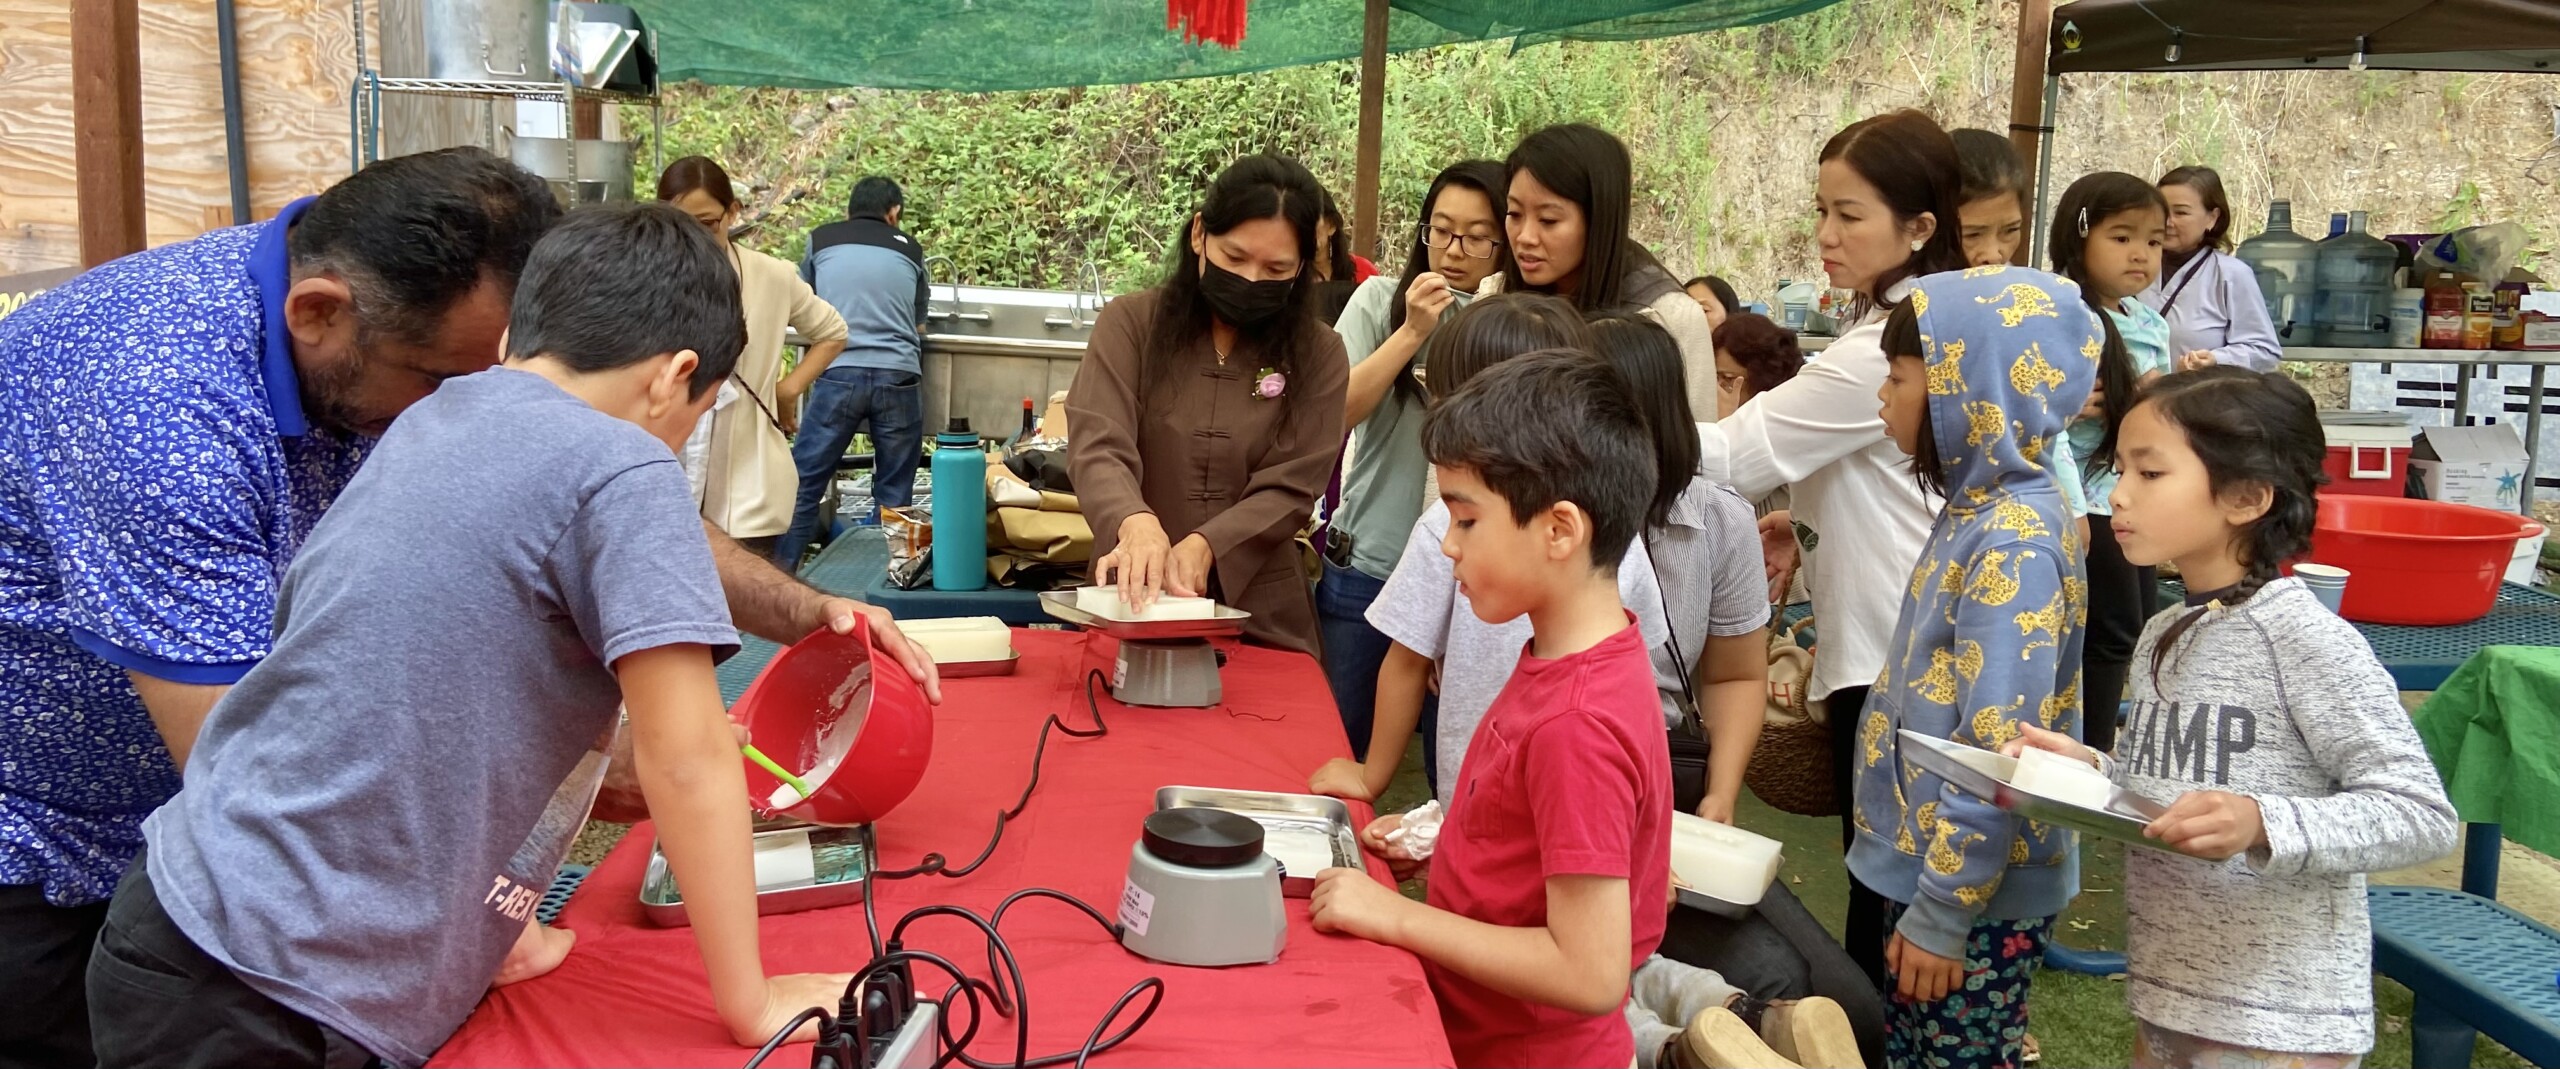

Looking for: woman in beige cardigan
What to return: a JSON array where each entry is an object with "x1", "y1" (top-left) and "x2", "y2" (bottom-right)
[{"x1": 659, "y1": 157, "x2": 849, "y2": 558}]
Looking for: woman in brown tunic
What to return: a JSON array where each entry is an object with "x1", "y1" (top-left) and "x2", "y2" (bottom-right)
[{"x1": 1068, "y1": 155, "x2": 1348, "y2": 656}]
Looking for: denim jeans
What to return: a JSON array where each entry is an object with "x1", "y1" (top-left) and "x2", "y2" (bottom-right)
[
  {"x1": 1315, "y1": 560, "x2": 1438, "y2": 792},
  {"x1": 776, "y1": 366, "x2": 922, "y2": 569}
]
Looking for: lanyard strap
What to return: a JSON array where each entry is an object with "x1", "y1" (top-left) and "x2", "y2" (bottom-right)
[{"x1": 2157, "y1": 252, "x2": 2210, "y2": 317}]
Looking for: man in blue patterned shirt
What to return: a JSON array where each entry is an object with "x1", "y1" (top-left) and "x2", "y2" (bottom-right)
[{"x1": 0, "y1": 148, "x2": 941, "y2": 1067}]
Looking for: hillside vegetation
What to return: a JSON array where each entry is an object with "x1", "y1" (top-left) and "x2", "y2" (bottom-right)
[{"x1": 633, "y1": 0, "x2": 2560, "y2": 312}]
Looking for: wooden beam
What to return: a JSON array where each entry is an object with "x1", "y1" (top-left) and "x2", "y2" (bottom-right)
[
  {"x1": 71, "y1": 0, "x2": 145, "y2": 267},
  {"x1": 1352, "y1": 0, "x2": 1388, "y2": 263},
  {"x1": 2006, "y1": 0, "x2": 2052, "y2": 265}
]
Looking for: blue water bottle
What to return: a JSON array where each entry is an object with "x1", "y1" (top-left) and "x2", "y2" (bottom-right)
[{"x1": 931, "y1": 418, "x2": 987, "y2": 591}]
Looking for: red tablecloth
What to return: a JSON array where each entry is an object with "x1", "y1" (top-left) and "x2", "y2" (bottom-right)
[{"x1": 431, "y1": 629, "x2": 1454, "y2": 1068}]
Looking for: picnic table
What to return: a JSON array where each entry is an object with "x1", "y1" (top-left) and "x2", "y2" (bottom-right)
[
  {"x1": 2160, "y1": 580, "x2": 2560, "y2": 691},
  {"x1": 2376, "y1": 647, "x2": 2560, "y2": 1068},
  {"x1": 805, "y1": 527, "x2": 1057, "y2": 626}
]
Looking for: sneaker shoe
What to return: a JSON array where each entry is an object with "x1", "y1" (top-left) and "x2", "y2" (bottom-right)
[
  {"x1": 1758, "y1": 997, "x2": 1862, "y2": 1069},
  {"x1": 1676, "y1": 1006, "x2": 1802, "y2": 1069}
]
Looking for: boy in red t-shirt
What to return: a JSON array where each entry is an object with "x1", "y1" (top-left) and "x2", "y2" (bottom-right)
[{"x1": 1310, "y1": 351, "x2": 1673, "y2": 1068}]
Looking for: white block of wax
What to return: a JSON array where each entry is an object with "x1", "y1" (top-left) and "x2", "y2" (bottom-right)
[
  {"x1": 752, "y1": 829, "x2": 817, "y2": 889},
  {"x1": 2009, "y1": 746, "x2": 2115, "y2": 810},
  {"x1": 899, "y1": 616, "x2": 1014, "y2": 662},
  {"x1": 1667, "y1": 812, "x2": 1782, "y2": 908},
  {"x1": 1075, "y1": 586, "x2": 1215, "y2": 621}
]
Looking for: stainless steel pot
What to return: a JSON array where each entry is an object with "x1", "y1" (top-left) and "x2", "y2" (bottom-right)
[
  {"x1": 424, "y1": 0, "x2": 553, "y2": 83},
  {"x1": 508, "y1": 137, "x2": 634, "y2": 206}
]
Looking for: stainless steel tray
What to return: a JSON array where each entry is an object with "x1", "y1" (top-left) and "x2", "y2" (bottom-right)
[
  {"x1": 1896, "y1": 730, "x2": 2170, "y2": 848},
  {"x1": 639, "y1": 823, "x2": 870, "y2": 926},
  {"x1": 1039, "y1": 591, "x2": 1251, "y2": 640},
  {"x1": 1154, "y1": 786, "x2": 1359, "y2": 898}
]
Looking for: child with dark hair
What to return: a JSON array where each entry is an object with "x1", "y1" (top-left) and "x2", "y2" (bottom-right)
[
  {"x1": 1589, "y1": 311, "x2": 1875, "y2": 1069},
  {"x1": 1950, "y1": 129, "x2": 2030, "y2": 268},
  {"x1": 1311, "y1": 350, "x2": 1671, "y2": 1069},
  {"x1": 2008, "y1": 368, "x2": 2456, "y2": 1069},
  {"x1": 1862, "y1": 266, "x2": 2098, "y2": 1069},
  {"x1": 2049, "y1": 171, "x2": 2176, "y2": 755},
  {"x1": 85, "y1": 203, "x2": 850, "y2": 1067},
  {"x1": 1308, "y1": 293, "x2": 1678, "y2": 807}
]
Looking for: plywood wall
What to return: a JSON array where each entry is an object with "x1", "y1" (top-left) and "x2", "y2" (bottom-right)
[{"x1": 0, "y1": 0, "x2": 361, "y2": 274}]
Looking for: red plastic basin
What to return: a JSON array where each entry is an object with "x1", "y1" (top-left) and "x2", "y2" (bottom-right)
[
  {"x1": 736, "y1": 615, "x2": 933, "y2": 827},
  {"x1": 2304, "y1": 496, "x2": 2545, "y2": 625}
]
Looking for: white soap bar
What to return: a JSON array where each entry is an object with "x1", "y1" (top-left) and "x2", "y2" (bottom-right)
[
  {"x1": 752, "y1": 829, "x2": 817, "y2": 889},
  {"x1": 2009, "y1": 746, "x2": 2115, "y2": 810},
  {"x1": 900, "y1": 616, "x2": 1013, "y2": 662},
  {"x1": 1668, "y1": 812, "x2": 1782, "y2": 907},
  {"x1": 1074, "y1": 586, "x2": 1215, "y2": 621}
]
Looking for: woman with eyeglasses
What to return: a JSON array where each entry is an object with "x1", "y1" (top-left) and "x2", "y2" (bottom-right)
[
  {"x1": 1312, "y1": 159, "x2": 1508, "y2": 780},
  {"x1": 1484, "y1": 124, "x2": 1719, "y2": 421}
]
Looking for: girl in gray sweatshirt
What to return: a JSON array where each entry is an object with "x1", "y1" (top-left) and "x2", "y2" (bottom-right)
[{"x1": 2009, "y1": 367, "x2": 2457, "y2": 1066}]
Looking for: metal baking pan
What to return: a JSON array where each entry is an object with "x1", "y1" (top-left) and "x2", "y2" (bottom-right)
[
  {"x1": 1154, "y1": 786, "x2": 1359, "y2": 898},
  {"x1": 1896, "y1": 729, "x2": 2170, "y2": 848},
  {"x1": 639, "y1": 824, "x2": 870, "y2": 926},
  {"x1": 1038, "y1": 591, "x2": 1252, "y2": 640}
]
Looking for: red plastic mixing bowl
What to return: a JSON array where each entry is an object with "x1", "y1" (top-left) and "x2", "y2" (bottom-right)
[
  {"x1": 736, "y1": 615, "x2": 933, "y2": 826},
  {"x1": 2304, "y1": 496, "x2": 2544, "y2": 625}
]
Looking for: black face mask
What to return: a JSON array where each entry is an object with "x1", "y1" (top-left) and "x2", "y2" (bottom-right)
[{"x1": 1198, "y1": 259, "x2": 1296, "y2": 328}]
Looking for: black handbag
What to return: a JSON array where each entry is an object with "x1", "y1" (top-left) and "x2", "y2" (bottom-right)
[{"x1": 1647, "y1": 546, "x2": 1712, "y2": 815}]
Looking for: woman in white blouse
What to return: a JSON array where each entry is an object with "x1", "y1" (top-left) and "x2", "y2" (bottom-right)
[
  {"x1": 2141, "y1": 166, "x2": 2284, "y2": 372},
  {"x1": 1693, "y1": 108, "x2": 1974, "y2": 990}
]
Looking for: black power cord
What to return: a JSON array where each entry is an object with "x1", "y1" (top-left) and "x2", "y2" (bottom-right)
[{"x1": 744, "y1": 669, "x2": 1163, "y2": 1069}]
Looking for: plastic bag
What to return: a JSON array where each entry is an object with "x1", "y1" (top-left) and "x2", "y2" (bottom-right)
[
  {"x1": 1383, "y1": 800, "x2": 1445, "y2": 860},
  {"x1": 2418, "y1": 223, "x2": 2531, "y2": 286}
]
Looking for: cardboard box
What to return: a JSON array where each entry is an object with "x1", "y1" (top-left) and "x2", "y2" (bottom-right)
[{"x1": 2411, "y1": 424, "x2": 2532, "y2": 513}]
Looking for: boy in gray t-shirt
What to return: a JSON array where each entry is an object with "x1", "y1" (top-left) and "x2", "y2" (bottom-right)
[{"x1": 89, "y1": 205, "x2": 850, "y2": 1068}]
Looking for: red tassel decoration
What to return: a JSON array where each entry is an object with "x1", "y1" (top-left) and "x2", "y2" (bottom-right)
[{"x1": 1168, "y1": 0, "x2": 1249, "y2": 49}]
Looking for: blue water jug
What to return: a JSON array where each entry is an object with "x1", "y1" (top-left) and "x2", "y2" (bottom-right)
[
  {"x1": 931, "y1": 418, "x2": 987, "y2": 591},
  {"x1": 2312, "y1": 210, "x2": 2399, "y2": 348},
  {"x1": 2236, "y1": 200, "x2": 2321, "y2": 347}
]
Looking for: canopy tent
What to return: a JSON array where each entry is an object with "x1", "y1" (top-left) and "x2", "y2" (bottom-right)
[
  {"x1": 2046, "y1": 0, "x2": 2560, "y2": 74},
  {"x1": 2009, "y1": 0, "x2": 2560, "y2": 508},
  {"x1": 622, "y1": 0, "x2": 1844, "y2": 92},
  {"x1": 2009, "y1": 0, "x2": 2560, "y2": 261}
]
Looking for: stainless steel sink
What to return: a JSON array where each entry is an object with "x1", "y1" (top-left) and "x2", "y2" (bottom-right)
[{"x1": 788, "y1": 277, "x2": 1115, "y2": 441}]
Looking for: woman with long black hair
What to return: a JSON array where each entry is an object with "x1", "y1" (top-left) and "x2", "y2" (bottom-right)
[
  {"x1": 1694, "y1": 110, "x2": 1985, "y2": 1008},
  {"x1": 1067, "y1": 155, "x2": 1348, "y2": 656},
  {"x1": 1312, "y1": 159, "x2": 1506, "y2": 772},
  {"x1": 1487, "y1": 123, "x2": 1720, "y2": 420}
]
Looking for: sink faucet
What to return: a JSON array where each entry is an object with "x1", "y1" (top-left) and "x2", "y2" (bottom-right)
[
  {"x1": 922, "y1": 255, "x2": 964, "y2": 324},
  {"x1": 1075, "y1": 260, "x2": 1105, "y2": 327}
]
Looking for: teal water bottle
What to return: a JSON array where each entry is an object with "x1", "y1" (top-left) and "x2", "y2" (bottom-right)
[{"x1": 931, "y1": 418, "x2": 987, "y2": 591}]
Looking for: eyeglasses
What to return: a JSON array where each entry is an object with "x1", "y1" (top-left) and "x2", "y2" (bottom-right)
[{"x1": 1419, "y1": 224, "x2": 1502, "y2": 260}]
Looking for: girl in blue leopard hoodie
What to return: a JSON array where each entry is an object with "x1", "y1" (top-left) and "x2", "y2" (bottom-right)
[{"x1": 1855, "y1": 265, "x2": 2103, "y2": 1069}]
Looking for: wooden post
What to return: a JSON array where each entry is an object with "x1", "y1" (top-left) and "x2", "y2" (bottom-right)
[
  {"x1": 2006, "y1": 0, "x2": 2053, "y2": 265},
  {"x1": 71, "y1": 0, "x2": 146, "y2": 267},
  {"x1": 1352, "y1": 0, "x2": 1389, "y2": 263}
]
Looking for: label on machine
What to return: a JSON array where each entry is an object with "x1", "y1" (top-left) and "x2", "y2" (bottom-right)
[{"x1": 1116, "y1": 878, "x2": 1155, "y2": 937}]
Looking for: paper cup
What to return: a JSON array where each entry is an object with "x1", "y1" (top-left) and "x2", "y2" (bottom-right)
[{"x1": 2294, "y1": 563, "x2": 2350, "y2": 614}]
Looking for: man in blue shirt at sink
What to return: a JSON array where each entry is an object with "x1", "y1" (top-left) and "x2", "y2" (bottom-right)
[{"x1": 777, "y1": 176, "x2": 933, "y2": 568}]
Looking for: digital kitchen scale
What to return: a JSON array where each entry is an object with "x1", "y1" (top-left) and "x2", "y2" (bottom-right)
[{"x1": 1037, "y1": 590, "x2": 1252, "y2": 707}]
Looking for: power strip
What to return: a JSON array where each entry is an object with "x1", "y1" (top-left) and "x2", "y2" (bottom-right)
[{"x1": 872, "y1": 1000, "x2": 940, "y2": 1069}]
